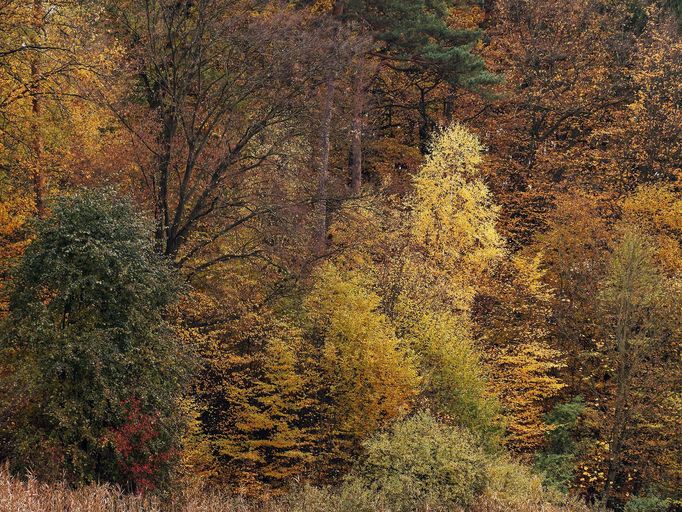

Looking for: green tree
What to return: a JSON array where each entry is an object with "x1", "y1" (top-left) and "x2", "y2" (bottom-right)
[
  {"x1": 343, "y1": 0, "x2": 498, "y2": 90},
  {"x1": 0, "y1": 190, "x2": 187, "y2": 490},
  {"x1": 534, "y1": 396, "x2": 585, "y2": 493},
  {"x1": 346, "y1": 411, "x2": 488, "y2": 511}
]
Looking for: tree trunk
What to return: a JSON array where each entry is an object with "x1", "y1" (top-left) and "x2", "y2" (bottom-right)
[
  {"x1": 31, "y1": 0, "x2": 45, "y2": 218},
  {"x1": 349, "y1": 66, "x2": 365, "y2": 196},
  {"x1": 316, "y1": 72, "x2": 335, "y2": 254},
  {"x1": 418, "y1": 87, "x2": 434, "y2": 155},
  {"x1": 601, "y1": 248, "x2": 636, "y2": 504}
]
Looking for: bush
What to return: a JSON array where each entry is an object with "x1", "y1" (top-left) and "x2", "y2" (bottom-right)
[
  {"x1": 485, "y1": 458, "x2": 547, "y2": 505},
  {"x1": 283, "y1": 482, "x2": 379, "y2": 512},
  {"x1": 624, "y1": 495, "x2": 671, "y2": 512},
  {"x1": 345, "y1": 411, "x2": 488, "y2": 511},
  {"x1": 0, "y1": 190, "x2": 188, "y2": 491}
]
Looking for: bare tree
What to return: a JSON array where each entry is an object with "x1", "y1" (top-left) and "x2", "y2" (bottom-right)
[{"x1": 110, "y1": 0, "x2": 325, "y2": 270}]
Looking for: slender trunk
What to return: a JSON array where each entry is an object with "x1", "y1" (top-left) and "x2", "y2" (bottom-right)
[
  {"x1": 316, "y1": 73, "x2": 335, "y2": 254},
  {"x1": 603, "y1": 367, "x2": 631, "y2": 503},
  {"x1": 602, "y1": 343, "x2": 632, "y2": 503},
  {"x1": 349, "y1": 66, "x2": 365, "y2": 196},
  {"x1": 418, "y1": 87, "x2": 432, "y2": 155},
  {"x1": 602, "y1": 259, "x2": 636, "y2": 504},
  {"x1": 312, "y1": 0, "x2": 345, "y2": 252},
  {"x1": 31, "y1": 0, "x2": 45, "y2": 217},
  {"x1": 444, "y1": 93, "x2": 455, "y2": 124},
  {"x1": 158, "y1": 116, "x2": 175, "y2": 256}
]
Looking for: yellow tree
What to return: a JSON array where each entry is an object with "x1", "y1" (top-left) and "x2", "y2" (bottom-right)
[
  {"x1": 219, "y1": 320, "x2": 318, "y2": 493},
  {"x1": 599, "y1": 231, "x2": 664, "y2": 504},
  {"x1": 607, "y1": 187, "x2": 682, "y2": 501},
  {"x1": 621, "y1": 184, "x2": 682, "y2": 273},
  {"x1": 479, "y1": 254, "x2": 565, "y2": 454},
  {"x1": 588, "y1": 7, "x2": 682, "y2": 191},
  {"x1": 391, "y1": 124, "x2": 504, "y2": 440},
  {"x1": 405, "y1": 124, "x2": 503, "y2": 313},
  {"x1": 305, "y1": 263, "x2": 419, "y2": 472}
]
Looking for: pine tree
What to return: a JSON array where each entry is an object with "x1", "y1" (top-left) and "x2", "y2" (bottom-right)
[{"x1": 343, "y1": 0, "x2": 498, "y2": 90}]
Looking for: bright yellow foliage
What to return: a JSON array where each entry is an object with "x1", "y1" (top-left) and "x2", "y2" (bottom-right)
[
  {"x1": 306, "y1": 263, "x2": 418, "y2": 452},
  {"x1": 408, "y1": 124, "x2": 503, "y2": 312}
]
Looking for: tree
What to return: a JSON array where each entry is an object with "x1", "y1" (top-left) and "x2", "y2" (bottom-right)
[
  {"x1": 342, "y1": 0, "x2": 499, "y2": 152},
  {"x1": 534, "y1": 397, "x2": 586, "y2": 493},
  {"x1": 402, "y1": 123, "x2": 503, "y2": 314},
  {"x1": 466, "y1": 0, "x2": 640, "y2": 246},
  {"x1": 375, "y1": 124, "x2": 503, "y2": 442},
  {"x1": 531, "y1": 192, "x2": 611, "y2": 397},
  {"x1": 478, "y1": 254, "x2": 565, "y2": 454},
  {"x1": 217, "y1": 320, "x2": 318, "y2": 493},
  {"x1": 404, "y1": 311, "x2": 500, "y2": 442},
  {"x1": 0, "y1": 0, "x2": 121, "y2": 216},
  {"x1": 108, "y1": 0, "x2": 325, "y2": 269},
  {"x1": 599, "y1": 231, "x2": 664, "y2": 505},
  {"x1": 0, "y1": 189, "x2": 187, "y2": 490},
  {"x1": 305, "y1": 263, "x2": 419, "y2": 472}
]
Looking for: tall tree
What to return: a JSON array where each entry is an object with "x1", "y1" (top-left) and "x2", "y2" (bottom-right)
[
  {"x1": 0, "y1": 190, "x2": 187, "y2": 489},
  {"x1": 110, "y1": 0, "x2": 324, "y2": 269},
  {"x1": 477, "y1": 254, "x2": 565, "y2": 454},
  {"x1": 599, "y1": 231, "x2": 665, "y2": 504}
]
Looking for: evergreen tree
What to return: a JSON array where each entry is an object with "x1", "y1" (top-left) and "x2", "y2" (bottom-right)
[
  {"x1": 534, "y1": 397, "x2": 585, "y2": 493},
  {"x1": 0, "y1": 190, "x2": 187, "y2": 490},
  {"x1": 343, "y1": 0, "x2": 498, "y2": 89}
]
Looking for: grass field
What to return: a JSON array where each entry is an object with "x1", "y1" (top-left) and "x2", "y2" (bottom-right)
[{"x1": 0, "y1": 466, "x2": 595, "y2": 512}]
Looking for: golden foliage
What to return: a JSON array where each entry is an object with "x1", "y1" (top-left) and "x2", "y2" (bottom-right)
[{"x1": 306, "y1": 263, "x2": 418, "y2": 452}]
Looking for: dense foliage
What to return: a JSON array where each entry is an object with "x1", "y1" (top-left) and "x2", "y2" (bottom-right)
[
  {"x1": 0, "y1": 0, "x2": 680, "y2": 510},
  {"x1": 0, "y1": 191, "x2": 186, "y2": 491}
]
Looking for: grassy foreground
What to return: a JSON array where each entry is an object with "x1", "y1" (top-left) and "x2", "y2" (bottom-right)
[{"x1": 0, "y1": 467, "x2": 594, "y2": 512}]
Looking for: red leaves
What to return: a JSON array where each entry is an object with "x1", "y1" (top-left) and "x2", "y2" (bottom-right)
[{"x1": 107, "y1": 398, "x2": 174, "y2": 494}]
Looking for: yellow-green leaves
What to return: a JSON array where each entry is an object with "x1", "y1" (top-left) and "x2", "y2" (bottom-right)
[
  {"x1": 306, "y1": 263, "x2": 418, "y2": 445},
  {"x1": 409, "y1": 124, "x2": 503, "y2": 312}
]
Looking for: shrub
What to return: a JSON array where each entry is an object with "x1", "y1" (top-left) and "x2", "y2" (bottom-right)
[
  {"x1": 345, "y1": 411, "x2": 488, "y2": 511},
  {"x1": 485, "y1": 458, "x2": 547, "y2": 505},
  {"x1": 624, "y1": 495, "x2": 671, "y2": 512}
]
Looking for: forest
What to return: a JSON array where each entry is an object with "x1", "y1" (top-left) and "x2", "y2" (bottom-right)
[{"x1": 0, "y1": 0, "x2": 680, "y2": 511}]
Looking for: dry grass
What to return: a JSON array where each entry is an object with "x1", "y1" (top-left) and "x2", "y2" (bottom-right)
[
  {"x1": 0, "y1": 467, "x2": 252, "y2": 512},
  {"x1": 0, "y1": 467, "x2": 594, "y2": 512}
]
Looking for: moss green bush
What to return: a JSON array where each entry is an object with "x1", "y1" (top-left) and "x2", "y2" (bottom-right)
[
  {"x1": 345, "y1": 411, "x2": 488, "y2": 511},
  {"x1": 624, "y1": 495, "x2": 672, "y2": 512}
]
